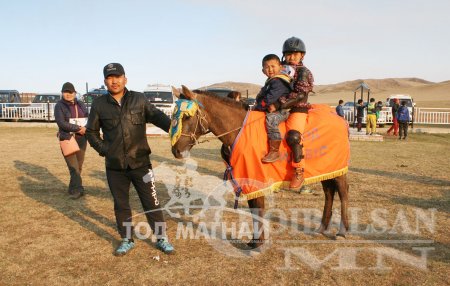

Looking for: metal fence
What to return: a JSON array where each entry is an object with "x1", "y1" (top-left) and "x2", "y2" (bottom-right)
[
  {"x1": 413, "y1": 108, "x2": 450, "y2": 124},
  {"x1": 1, "y1": 103, "x2": 449, "y2": 125},
  {"x1": 343, "y1": 107, "x2": 450, "y2": 125},
  {"x1": 0, "y1": 103, "x2": 170, "y2": 121},
  {"x1": 0, "y1": 103, "x2": 56, "y2": 121}
]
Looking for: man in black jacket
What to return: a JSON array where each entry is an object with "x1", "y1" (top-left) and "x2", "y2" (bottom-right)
[{"x1": 86, "y1": 63, "x2": 174, "y2": 256}]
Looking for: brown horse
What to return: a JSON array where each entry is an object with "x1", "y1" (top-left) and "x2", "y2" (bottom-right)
[{"x1": 170, "y1": 85, "x2": 349, "y2": 247}]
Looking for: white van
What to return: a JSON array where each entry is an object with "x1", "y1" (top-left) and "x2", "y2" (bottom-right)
[
  {"x1": 386, "y1": 94, "x2": 415, "y2": 121},
  {"x1": 143, "y1": 84, "x2": 175, "y2": 116}
]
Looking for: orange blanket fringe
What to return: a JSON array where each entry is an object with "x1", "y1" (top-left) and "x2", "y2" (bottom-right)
[{"x1": 229, "y1": 104, "x2": 350, "y2": 200}]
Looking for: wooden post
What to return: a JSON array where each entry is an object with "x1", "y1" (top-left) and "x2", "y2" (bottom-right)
[{"x1": 353, "y1": 91, "x2": 356, "y2": 128}]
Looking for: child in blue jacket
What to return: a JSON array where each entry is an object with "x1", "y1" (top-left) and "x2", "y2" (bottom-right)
[{"x1": 254, "y1": 54, "x2": 293, "y2": 163}]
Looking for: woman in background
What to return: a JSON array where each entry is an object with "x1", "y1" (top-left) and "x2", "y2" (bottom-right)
[
  {"x1": 227, "y1": 91, "x2": 242, "y2": 102},
  {"x1": 54, "y1": 82, "x2": 88, "y2": 199}
]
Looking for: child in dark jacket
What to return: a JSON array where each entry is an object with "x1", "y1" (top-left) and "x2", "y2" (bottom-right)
[
  {"x1": 254, "y1": 54, "x2": 293, "y2": 163},
  {"x1": 356, "y1": 99, "x2": 365, "y2": 132},
  {"x1": 277, "y1": 36, "x2": 314, "y2": 191},
  {"x1": 396, "y1": 100, "x2": 410, "y2": 140}
]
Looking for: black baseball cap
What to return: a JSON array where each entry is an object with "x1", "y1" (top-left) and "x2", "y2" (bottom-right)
[
  {"x1": 103, "y1": 63, "x2": 125, "y2": 78},
  {"x1": 61, "y1": 82, "x2": 76, "y2": 93}
]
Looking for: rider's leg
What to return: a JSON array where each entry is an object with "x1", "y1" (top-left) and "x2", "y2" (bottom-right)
[
  {"x1": 286, "y1": 129, "x2": 305, "y2": 191},
  {"x1": 262, "y1": 111, "x2": 289, "y2": 163}
]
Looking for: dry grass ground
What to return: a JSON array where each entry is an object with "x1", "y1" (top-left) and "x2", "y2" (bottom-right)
[{"x1": 0, "y1": 127, "x2": 449, "y2": 285}]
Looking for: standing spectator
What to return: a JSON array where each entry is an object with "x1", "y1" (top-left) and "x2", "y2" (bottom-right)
[
  {"x1": 387, "y1": 98, "x2": 400, "y2": 136},
  {"x1": 54, "y1": 82, "x2": 88, "y2": 199},
  {"x1": 86, "y1": 63, "x2": 174, "y2": 256},
  {"x1": 375, "y1": 101, "x2": 383, "y2": 121},
  {"x1": 356, "y1": 99, "x2": 365, "y2": 132},
  {"x1": 397, "y1": 100, "x2": 410, "y2": 140},
  {"x1": 227, "y1": 91, "x2": 241, "y2": 102},
  {"x1": 336, "y1": 99, "x2": 344, "y2": 117},
  {"x1": 366, "y1": 98, "x2": 377, "y2": 135}
]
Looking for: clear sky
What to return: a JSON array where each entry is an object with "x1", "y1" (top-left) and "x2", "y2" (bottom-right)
[{"x1": 1, "y1": 0, "x2": 449, "y2": 93}]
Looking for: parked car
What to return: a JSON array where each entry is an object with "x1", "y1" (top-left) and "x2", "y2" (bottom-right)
[
  {"x1": 0, "y1": 90, "x2": 22, "y2": 120},
  {"x1": 32, "y1": 93, "x2": 60, "y2": 103},
  {"x1": 343, "y1": 101, "x2": 355, "y2": 109},
  {"x1": 204, "y1": 87, "x2": 234, "y2": 97},
  {"x1": 243, "y1": 97, "x2": 256, "y2": 108},
  {"x1": 386, "y1": 94, "x2": 415, "y2": 122},
  {"x1": 0, "y1": 90, "x2": 21, "y2": 104},
  {"x1": 143, "y1": 84, "x2": 175, "y2": 116},
  {"x1": 27, "y1": 93, "x2": 60, "y2": 120},
  {"x1": 82, "y1": 87, "x2": 108, "y2": 104},
  {"x1": 342, "y1": 101, "x2": 368, "y2": 111},
  {"x1": 341, "y1": 100, "x2": 389, "y2": 127}
]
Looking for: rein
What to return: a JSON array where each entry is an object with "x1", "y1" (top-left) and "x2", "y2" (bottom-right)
[{"x1": 179, "y1": 105, "x2": 242, "y2": 146}]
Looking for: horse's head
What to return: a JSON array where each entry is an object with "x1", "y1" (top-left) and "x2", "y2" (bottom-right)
[{"x1": 170, "y1": 85, "x2": 209, "y2": 159}]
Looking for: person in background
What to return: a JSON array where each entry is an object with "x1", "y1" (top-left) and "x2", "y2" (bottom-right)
[
  {"x1": 86, "y1": 63, "x2": 175, "y2": 256},
  {"x1": 397, "y1": 100, "x2": 410, "y2": 140},
  {"x1": 227, "y1": 91, "x2": 241, "y2": 102},
  {"x1": 336, "y1": 99, "x2": 344, "y2": 117},
  {"x1": 356, "y1": 99, "x2": 365, "y2": 132},
  {"x1": 366, "y1": 98, "x2": 377, "y2": 135},
  {"x1": 54, "y1": 82, "x2": 88, "y2": 199},
  {"x1": 387, "y1": 98, "x2": 400, "y2": 136},
  {"x1": 375, "y1": 100, "x2": 383, "y2": 121}
]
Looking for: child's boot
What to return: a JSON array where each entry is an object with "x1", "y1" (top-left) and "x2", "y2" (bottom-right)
[
  {"x1": 261, "y1": 140, "x2": 281, "y2": 163},
  {"x1": 289, "y1": 167, "x2": 304, "y2": 191}
]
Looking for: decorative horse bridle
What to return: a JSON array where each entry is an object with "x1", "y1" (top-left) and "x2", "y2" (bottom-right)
[
  {"x1": 179, "y1": 106, "x2": 209, "y2": 146},
  {"x1": 178, "y1": 101, "x2": 242, "y2": 146}
]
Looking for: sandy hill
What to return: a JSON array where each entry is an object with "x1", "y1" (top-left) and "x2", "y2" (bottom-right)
[
  {"x1": 204, "y1": 78, "x2": 450, "y2": 108},
  {"x1": 199, "y1": 81, "x2": 262, "y2": 98}
]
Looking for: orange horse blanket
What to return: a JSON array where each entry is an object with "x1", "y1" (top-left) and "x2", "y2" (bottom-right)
[{"x1": 229, "y1": 104, "x2": 350, "y2": 200}]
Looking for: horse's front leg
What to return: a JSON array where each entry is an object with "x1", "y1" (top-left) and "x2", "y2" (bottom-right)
[
  {"x1": 247, "y1": 196, "x2": 265, "y2": 248},
  {"x1": 336, "y1": 175, "x2": 350, "y2": 238}
]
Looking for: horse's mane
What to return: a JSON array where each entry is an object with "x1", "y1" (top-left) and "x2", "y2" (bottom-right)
[{"x1": 192, "y1": 90, "x2": 249, "y2": 111}]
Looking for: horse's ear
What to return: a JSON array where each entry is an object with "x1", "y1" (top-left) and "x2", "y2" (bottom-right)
[
  {"x1": 181, "y1": 85, "x2": 196, "y2": 100},
  {"x1": 172, "y1": 86, "x2": 181, "y2": 98}
]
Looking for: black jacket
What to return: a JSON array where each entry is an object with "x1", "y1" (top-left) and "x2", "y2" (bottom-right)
[
  {"x1": 356, "y1": 105, "x2": 365, "y2": 118},
  {"x1": 54, "y1": 99, "x2": 88, "y2": 140},
  {"x1": 86, "y1": 89, "x2": 170, "y2": 170},
  {"x1": 254, "y1": 77, "x2": 291, "y2": 111}
]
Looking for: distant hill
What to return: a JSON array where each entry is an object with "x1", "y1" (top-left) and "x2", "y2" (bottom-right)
[
  {"x1": 202, "y1": 78, "x2": 450, "y2": 107},
  {"x1": 315, "y1": 78, "x2": 433, "y2": 94},
  {"x1": 199, "y1": 81, "x2": 262, "y2": 98}
]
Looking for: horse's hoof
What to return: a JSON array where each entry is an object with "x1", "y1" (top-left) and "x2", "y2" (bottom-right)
[
  {"x1": 336, "y1": 233, "x2": 346, "y2": 240},
  {"x1": 247, "y1": 242, "x2": 263, "y2": 249},
  {"x1": 300, "y1": 188, "x2": 315, "y2": 195},
  {"x1": 247, "y1": 239, "x2": 264, "y2": 250},
  {"x1": 311, "y1": 230, "x2": 324, "y2": 236},
  {"x1": 314, "y1": 226, "x2": 326, "y2": 235}
]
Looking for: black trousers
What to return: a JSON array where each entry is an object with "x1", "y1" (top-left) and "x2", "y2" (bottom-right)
[
  {"x1": 63, "y1": 136, "x2": 87, "y2": 194},
  {"x1": 356, "y1": 117, "x2": 363, "y2": 131},
  {"x1": 106, "y1": 165, "x2": 166, "y2": 239},
  {"x1": 399, "y1": 121, "x2": 408, "y2": 138}
]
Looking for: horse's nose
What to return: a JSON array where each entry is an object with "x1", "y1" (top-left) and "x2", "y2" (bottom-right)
[{"x1": 172, "y1": 146, "x2": 182, "y2": 159}]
